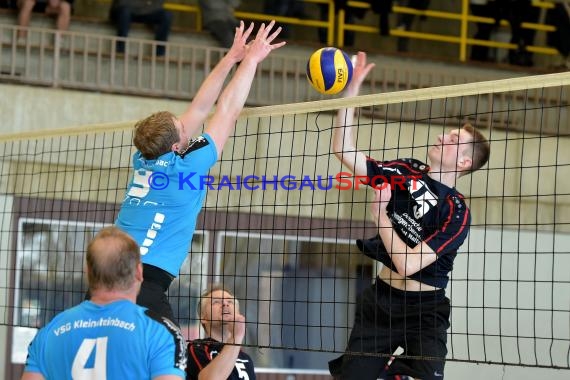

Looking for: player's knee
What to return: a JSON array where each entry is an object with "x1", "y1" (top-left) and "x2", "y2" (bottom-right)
[
  {"x1": 59, "y1": 1, "x2": 71, "y2": 15},
  {"x1": 18, "y1": 0, "x2": 36, "y2": 11}
]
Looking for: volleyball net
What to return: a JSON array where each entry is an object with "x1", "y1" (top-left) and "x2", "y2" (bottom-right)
[{"x1": 0, "y1": 71, "x2": 569, "y2": 370}]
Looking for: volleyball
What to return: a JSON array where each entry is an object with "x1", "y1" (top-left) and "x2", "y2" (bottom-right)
[{"x1": 306, "y1": 47, "x2": 353, "y2": 95}]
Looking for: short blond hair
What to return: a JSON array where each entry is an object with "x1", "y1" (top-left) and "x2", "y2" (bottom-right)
[{"x1": 133, "y1": 111, "x2": 179, "y2": 159}]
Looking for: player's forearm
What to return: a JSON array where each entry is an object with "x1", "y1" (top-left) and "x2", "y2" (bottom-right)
[
  {"x1": 333, "y1": 106, "x2": 357, "y2": 155},
  {"x1": 377, "y1": 212, "x2": 435, "y2": 277},
  {"x1": 193, "y1": 54, "x2": 237, "y2": 111},
  {"x1": 180, "y1": 54, "x2": 238, "y2": 134},
  {"x1": 215, "y1": 57, "x2": 258, "y2": 121},
  {"x1": 333, "y1": 106, "x2": 369, "y2": 176},
  {"x1": 197, "y1": 345, "x2": 242, "y2": 380}
]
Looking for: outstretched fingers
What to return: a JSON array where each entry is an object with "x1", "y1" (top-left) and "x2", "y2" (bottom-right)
[
  {"x1": 266, "y1": 26, "x2": 283, "y2": 44},
  {"x1": 242, "y1": 21, "x2": 254, "y2": 42},
  {"x1": 242, "y1": 20, "x2": 286, "y2": 62}
]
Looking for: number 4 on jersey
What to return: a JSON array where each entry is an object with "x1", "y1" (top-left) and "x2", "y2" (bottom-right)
[{"x1": 71, "y1": 337, "x2": 108, "y2": 380}]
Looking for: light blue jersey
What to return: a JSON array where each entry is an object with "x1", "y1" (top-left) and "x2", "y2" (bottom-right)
[
  {"x1": 115, "y1": 134, "x2": 217, "y2": 276},
  {"x1": 24, "y1": 300, "x2": 187, "y2": 379}
]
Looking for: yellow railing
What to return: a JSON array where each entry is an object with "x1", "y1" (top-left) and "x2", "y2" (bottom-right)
[
  {"x1": 163, "y1": 2, "x2": 202, "y2": 31},
  {"x1": 95, "y1": 0, "x2": 336, "y2": 46},
  {"x1": 235, "y1": 0, "x2": 336, "y2": 46},
  {"x1": 93, "y1": 0, "x2": 561, "y2": 63},
  {"x1": 337, "y1": 0, "x2": 559, "y2": 61}
]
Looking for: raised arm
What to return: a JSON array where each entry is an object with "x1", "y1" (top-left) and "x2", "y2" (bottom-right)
[
  {"x1": 196, "y1": 314, "x2": 246, "y2": 380},
  {"x1": 332, "y1": 51, "x2": 375, "y2": 177},
  {"x1": 178, "y1": 21, "x2": 254, "y2": 138},
  {"x1": 205, "y1": 21, "x2": 286, "y2": 157}
]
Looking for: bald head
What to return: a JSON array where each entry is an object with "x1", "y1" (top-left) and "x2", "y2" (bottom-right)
[{"x1": 86, "y1": 226, "x2": 140, "y2": 292}]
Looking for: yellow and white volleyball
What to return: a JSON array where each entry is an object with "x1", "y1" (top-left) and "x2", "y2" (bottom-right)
[{"x1": 306, "y1": 47, "x2": 353, "y2": 95}]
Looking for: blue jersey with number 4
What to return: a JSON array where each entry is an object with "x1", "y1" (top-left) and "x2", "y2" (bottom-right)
[
  {"x1": 24, "y1": 300, "x2": 187, "y2": 379},
  {"x1": 115, "y1": 134, "x2": 217, "y2": 276}
]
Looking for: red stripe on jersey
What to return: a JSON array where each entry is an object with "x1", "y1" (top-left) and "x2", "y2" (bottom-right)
[
  {"x1": 384, "y1": 160, "x2": 426, "y2": 174},
  {"x1": 424, "y1": 197, "x2": 453, "y2": 244},
  {"x1": 442, "y1": 197, "x2": 455, "y2": 232},
  {"x1": 190, "y1": 345, "x2": 204, "y2": 370},
  {"x1": 437, "y1": 201, "x2": 469, "y2": 254},
  {"x1": 365, "y1": 157, "x2": 428, "y2": 176}
]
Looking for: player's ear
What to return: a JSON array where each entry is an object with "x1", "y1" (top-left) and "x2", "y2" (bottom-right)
[
  {"x1": 457, "y1": 155, "x2": 472, "y2": 173},
  {"x1": 135, "y1": 262, "x2": 143, "y2": 282}
]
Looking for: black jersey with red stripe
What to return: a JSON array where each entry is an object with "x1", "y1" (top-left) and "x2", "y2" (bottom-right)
[
  {"x1": 357, "y1": 158, "x2": 471, "y2": 289},
  {"x1": 187, "y1": 338, "x2": 256, "y2": 380}
]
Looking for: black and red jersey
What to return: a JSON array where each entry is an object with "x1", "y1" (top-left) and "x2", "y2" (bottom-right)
[
  {"x1": 187, "y1": 338, "x2": 256, "y2": 380},
  {"x1": 357, "y1": 158, "x2": 471, "y2": 289}
]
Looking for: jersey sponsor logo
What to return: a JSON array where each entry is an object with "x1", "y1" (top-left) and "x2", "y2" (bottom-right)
[{"x1": 409, "y1": 179, "x2": 438, "y2": 219}]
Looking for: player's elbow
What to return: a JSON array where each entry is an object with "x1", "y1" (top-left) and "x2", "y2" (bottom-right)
[
  {"x1": 334, "y1": 150, "x2": 346, "y2": 162},
  {"x1": 393, "y1": 258, "x2": 421, "y2": 278},
  {"x1": 215, "y1": 93, "x2": 242, "y2": 121},
  {"x1": 216, "y1": 103, "x2": 241, "y2": 122}
]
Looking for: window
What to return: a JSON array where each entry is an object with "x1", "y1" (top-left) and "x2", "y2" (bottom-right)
[{"x1": 216, "y1": 232, "x2": 374, "y2": 370}]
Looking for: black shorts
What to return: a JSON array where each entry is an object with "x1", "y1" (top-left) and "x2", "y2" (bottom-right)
[
  {"x1": 329, "y1": 280, "x2": 450, "y2": 380},
  {"x1": 136, "y1": 264, "x2": 178, "y2": 325}
]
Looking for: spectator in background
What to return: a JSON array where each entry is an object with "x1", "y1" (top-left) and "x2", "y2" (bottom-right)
[
  {"x1": 395, "y1": 0, "x2": 431, "y2": 52},
  {"x1": 264, "y1": 0, "x2": 304, "y2": 38},
  {"x1": 318, "y1": 0, "x2": 356, "y2": 47},
  {"x1": 0, "y1": 0, "x2": 16, "y2": 9},
  {"x1": 322, "y1": 0, "x2": 393, "y2": 47},
  {"x1": 545, "y1": 0, "x2": 570, "y2": 69},
  {"x1": 198, "y1": 0, "x2": 240, "y2": 48},
  {"x1": 498, "y1": 0, "x2": 539, "y2": 66},
  {"x1": 109, "y1": 0, "x2": 173, "y2": 56},
  {"x1": 470, "y1": 0, "x2": 538, "y2": 66},
  {"x1": 16, "y1": 0, "x2": 72, "y2": 41},
  {"x1": 470, "y1": 0, "x2": 498, "y2": 62}
]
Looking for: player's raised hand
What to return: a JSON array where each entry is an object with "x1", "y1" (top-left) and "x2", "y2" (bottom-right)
[
  {"x1": 230, "y1": 313, "x2": 246, "y2": 345},
  {"x1": 344, "y1": 51, "x2": 375, "y2": 97},
  {"x1": 226, "y1": 21, "x2": 254, "y2": 63},
  {"x1": 245, "y1": 20, "x2": 286, "y2": 64}
]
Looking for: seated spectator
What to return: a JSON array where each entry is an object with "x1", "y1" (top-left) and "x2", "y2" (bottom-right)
[
  {"x1": 318, "y1": 0, "x2": 356, "y2": 47},
  {"x1": 545, "y1": 0, "x2": 570, "y2": 69},
  {"x1": 109, "y1": 0, "x2": 173, "y2": 56},
  {"x1": 264, "y1": 0, "x2": 304, "y2": 38},
  {"x1": 395, "y1": 0, "x2": 431, "y2": 52},
  {"x1": 0, "y1": 0, "x2": 16, "y2": 9},
  {"x1": 470, "y1": 0, "x2": 498, "y2": 62},
  {"x1": 470, "y1": 0, "x2": 537, "y2": 66},
  {"x1": 16, "y1": 0, "x2": 72, "y2": 40},
  {"x1": 198, "y1": 0, "x2": 240, "y2": 48}
]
